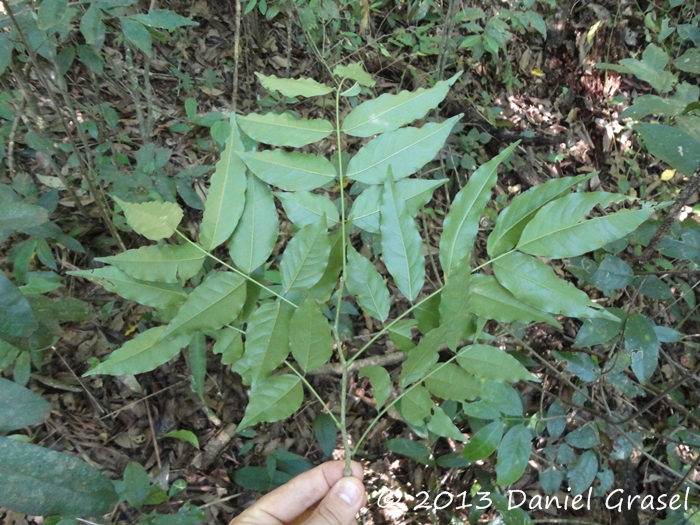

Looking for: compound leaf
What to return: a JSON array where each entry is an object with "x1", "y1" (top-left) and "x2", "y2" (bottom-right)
[{"x1": 440, "y1": 143, "x2": 517, "y2": 276}]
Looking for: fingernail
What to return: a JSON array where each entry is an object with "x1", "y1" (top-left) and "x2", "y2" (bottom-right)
[{"x1": 338, "y1": 478, "x2": 360, "y2": 506}]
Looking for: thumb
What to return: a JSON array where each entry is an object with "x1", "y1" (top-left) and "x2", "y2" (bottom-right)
[{"x1": 302, "y1": 476, "x2": 365, "y2": 525}]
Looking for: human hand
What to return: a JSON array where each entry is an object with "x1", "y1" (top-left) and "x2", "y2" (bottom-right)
[{"x1": 230, "y1": 460, "x2": 366, "y2": 525}]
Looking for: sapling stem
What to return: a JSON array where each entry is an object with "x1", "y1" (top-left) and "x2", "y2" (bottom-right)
[{"x1": 334, "y1": 79, "x2": 353, "y2": 477}]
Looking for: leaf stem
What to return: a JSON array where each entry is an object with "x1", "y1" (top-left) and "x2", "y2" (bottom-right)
[
  {"x1": 175, "y1": 230, "x2": 297, "y2": 308},
  {"x1": 284, "y1": 360, "x2": 342, "y2": 429},
  {"x1": 334, "y1": 79, "x2": 353, "y2": 477}
]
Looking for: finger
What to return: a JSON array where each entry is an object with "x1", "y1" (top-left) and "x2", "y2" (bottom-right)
[
  {"x1": 301, "y1": 476, "x2": 366, "y2": 525},
  {"x1": 230, "y1": 461, "x2": 364, "y2": 525}
]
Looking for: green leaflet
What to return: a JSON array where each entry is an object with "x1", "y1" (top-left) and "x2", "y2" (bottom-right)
[
  {"x1": 380, "y1": 174, "x2": 425, "y2": 301},
  {"x1": 289, "y1": 298, "x2": 333, "y2": 372},
  {"x1": 188, "y1": 331, "x2": 206, "y2": 401},
  {"x1": 424, "y1": 363, "x2": 480, "y2": 401},
  {"x1": 342, "y1": 72, "x2": 460, "y2": 137},
  {"x1": 96, "y1": 243, "x2": 204, "y2": 283},
  {"x1": 440, "y1": 143, "x2": 517, "y2": 276},
  {"x1": 0, "y1": 377, "x2": 51, "y2": 431},
  {"x1": 399, "y1": 326, "x2": 446, "y2": 387},
  {"x1": 496, "y1": 424, "x2": 532, "y2": 486},
  {"x1": 0, "y1": 190, "x2": 49, "y2": 233},
  {"x1": 114, "y1": 197, "x2": 183, "y2": 241},
  {"x1": 238, "y1": 374, "x2": 303, "y2": 431},
  {"x1": 345, "y1": 245, "x2": 390, "y2": 322},
  {"x1": 120, "y1": 17, "x2": 152, "y2": 56},
  {"x1": 428, "y1": 407, "x2": 466, "y2": 441},
  {"x1": 624, "y1": 313, "x2": 659, "y2": 384},
  {"x1": 492, "y1": 252, "x2": 612, "y2": 320},
  {"x1": 280, "y1": 217, "x2": 331, "y2": 294},
  {"x1": 80, "y1": 3, "x2": 102, "y2": 45},
  {"x1": 346, "y1": 115, "x2": 461, "y2": 184},
  {"x1": 160, "y1": 271, "x2": 247, "y2": 340},
  {"x1": 199, "y1": 114, "x2": 247, "y2": 251},
  {"x1": 130, "y1": 9, "x2": 198, "y2": 29},
  {"x1": 487, "y1": 172, "x2": 596, "y2": 257},
  {"x1": 385, "y1": 438, "x2": 431, "y2": 464},
  {"x1": 68, "y1": 266, "x2": 188, "y2": 310},
  {"x1": 241, "y1": 150, "x2": 336, "y2": 191},
  {"x1": 0, "y1": 436, "x2": 118, "y2": 517},
  {"x1": 516, "y1": 192, "x2": 652, "y2": 258},
  {"x1": 399, "y1": 385, "x2": 433, "y2": 427},
  {"x1": 468, "y1": 274, "x2": 561, "y2": 327},
  {"x1": 0, "y1": 273, "x2": 37, "y2": 338},
  {"x1": 439, "y1": 260, "x2": 472, "y2": 350},
  {"x1": 276, "y1": 191, "x2": 339, "y2": 227},
  {"x1": 229, "y1": 173, "x2": 279, "y2": 274},
  {"x1": 333, "y1": 63, "x2": 375, "y2": 87},
  {"x1": 162, "y1": 430, "x2": 200, "y2": 450},
  {"x1": 38, "y1": 0, "x2": 67, "y2": 30},
  {"x1": 85, "y1": 326, "x2": 192, "y2": 376},
  {"x1": 456, "y1": 345, "x2": 536, "y2": 382},
  {"x1": 350, "y1": 178, "x2": 448, "y2": 233},
  {"x1": 238, "y1": 112, "x2": 334, "y2": 147},
  {"x1": 255, "y1": 72, "x2": 333, "y2": 98},
  {"x1": 308, "y1": 229, "x2": 343, "y2": 302},
  {"x1": 462, "y1": 420, "x2": 504, "y2": 461},
  {"x1": 358, "y1": 365, "x2": 391, "y2": 409},
  {"x1": 213, "y1": 327, "x2": 244, "y2": 365},
  {"x1": 635, "y1": 123, "x2": 700, "y2": 176},
  {"x1": 236, "y1": 302, "x2": 292, "y2": 385}
]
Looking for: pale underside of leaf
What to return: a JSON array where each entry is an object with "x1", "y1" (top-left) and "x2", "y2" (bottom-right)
[
  {"x1": 280, "y1": 218, "x2": 331, "y2": 294},
  {"x1": 85, "y1": 326, "x2": 192, "y2": 376},
  {"x1": 440, "y1": 143, "x2": 517, "y2": 276},
  {"x1": 346, "y1": 115, "x2": 461, "y2": 184},
  {"x1": 241, "y1": 150, "x2": 336, "y2": 191},
  {"x1": 96, "y1": 243, "x2": 204, "y2": 283},
  {"x1": 255, "y1": 72, "x2": 333, "y2": 98},
  {"x1": 199, "y1": 114, "x2": 247, "y2": 251},
  {"x1": 345, "y1": 244, "x2": 390, "y2": 322},
  {"x1": 380, "y1": 176, "x2": 425, "y2": 301},
  {"x1": 276, "y1": 191, "x2": 339, "y2": 227},
  {"x1": 341, "y1": 72, "x2": 460, "y2": 137},
  {"x1": 238, "y1": 112, "x2": 334, "y2": 147}
]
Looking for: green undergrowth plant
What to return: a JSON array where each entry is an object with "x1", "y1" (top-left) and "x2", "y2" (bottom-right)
[{"x1": 69, "y1": 62, "x2": 658, "y2": 508}]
